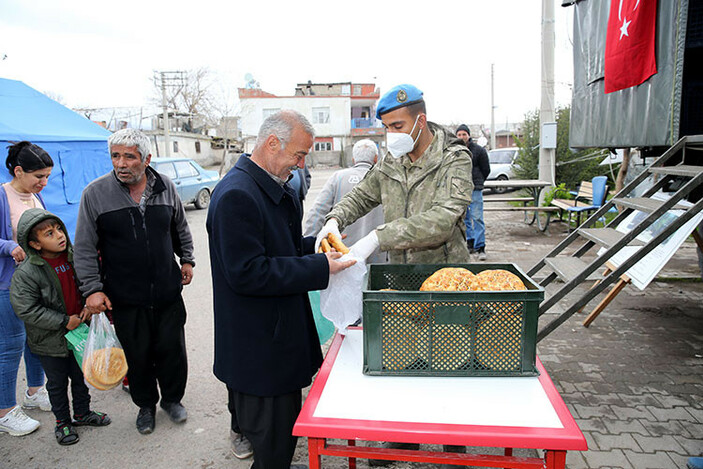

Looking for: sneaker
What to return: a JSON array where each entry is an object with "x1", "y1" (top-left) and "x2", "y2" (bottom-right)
[
  {"x1": 160, "y1": 401, "x2": 187, "y2": 423},
  {"x1": 122, "y1": 377, "x2": 130, "y2": 393},
  {"x1": 688, "y1": 457, "x2": 703, "y2": 469},
  {"x1": 230, "y1": 429, "x2": 254, "y2": 459},
  {"x1": 466, "y1": 239, "x2": 474, "y2": 254},
  {"x1": 477, "y1": 247, "x2": 487, "y2": 261},
  {"x1": 22, "y1": 387, "x2": 52, "y2": 411},
  {"x1": 136, "y1": 407, "x2": 155, "y2": 434},
  {"x1": 0, "y1": 406, "x2": 40, "y2": 436}
]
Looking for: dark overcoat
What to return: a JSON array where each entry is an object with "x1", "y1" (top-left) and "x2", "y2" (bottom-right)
[{"x1": 207, "y1": 154, "x2": 329, "y2": 397}]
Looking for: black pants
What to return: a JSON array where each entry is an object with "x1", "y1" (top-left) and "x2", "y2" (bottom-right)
[
  {"x1": 111, "y1": 297, "x2": 188, "y2": 409},
  {"x1": 228, "y1": 386, "x2": 302, "y2": 469},
  {"x1": 37, "y1": 354, "x2": 90, "y2": 423}
]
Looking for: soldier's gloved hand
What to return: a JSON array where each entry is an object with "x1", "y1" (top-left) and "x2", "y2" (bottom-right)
[
  {"x1": 315, "y1": 218, "x2": 342, "y2": 252},
  {"x1": 349, "y1": 231, "x2": 379, "y2": 260}
]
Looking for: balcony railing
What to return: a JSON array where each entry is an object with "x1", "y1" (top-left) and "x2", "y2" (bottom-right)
[{"x1": 351, "y1": 118, "x2": 382, "y2": 129}]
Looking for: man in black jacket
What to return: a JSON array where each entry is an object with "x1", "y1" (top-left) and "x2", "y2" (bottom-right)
[
  {"x1": 74, "y1": 128, "x2": 195, "y2": 435},
  {"x1": 207, "y1": 110, "x2": 354, "y2": 467},
  {"x1": 456, "y1": 124, "x2": 491, "y2": 260}
]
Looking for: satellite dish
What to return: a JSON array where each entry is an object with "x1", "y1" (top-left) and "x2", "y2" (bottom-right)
[{"x1": 244, "y1": 72, "x2": 254, "y2": 83}]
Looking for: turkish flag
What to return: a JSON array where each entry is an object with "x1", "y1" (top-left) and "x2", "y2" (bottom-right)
[{"x1": 604, "y1": 0, "x2": 658, "y2": 94}]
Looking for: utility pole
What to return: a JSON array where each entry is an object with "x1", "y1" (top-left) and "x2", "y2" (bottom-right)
[
  {"x1": 490, "y1": 63, "x2": 496, "y2": 149},
  {"x1": 539, "y1": 0, "x2": 556, "y2": 190},
  {"x1": 156, "y1": 71, "x2": 185, "y2": 158}
]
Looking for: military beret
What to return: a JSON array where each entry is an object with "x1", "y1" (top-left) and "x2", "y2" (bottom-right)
[{"x1": 375, "y1": 84, "x2": 424, "y2": 119}]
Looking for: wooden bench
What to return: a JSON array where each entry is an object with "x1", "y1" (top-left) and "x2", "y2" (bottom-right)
[{"x1": 550, "y1": 177, "x2": 608, "y2": 230}]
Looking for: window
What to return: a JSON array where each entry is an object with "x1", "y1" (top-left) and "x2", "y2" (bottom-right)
[
  {"x1": 195, "y1": 141, "x2": 201, "y2": 153},
  {"x1": 314, "y1": 142, "x2": 332, "y2": 151},
  {"x1": 173, "y1": 141, "x2": 179, "y2": 153},
  {"x1": 312, "y1": 107, "x2": 330, "y2": 124},
  {"x1": 341, "y1": 84, "x2": 351, "y2": 95},
  {"x1": 174, "y1": 161, "x2": 199, "y2": 178},
  {"x1": 153, "y1": 162, "x2": 177, "y2": 179},
  {"x1": 353, "y1": 84, "x2": 362, "y2": 95},
  {"x1": 489, "y1": 150, "x2": 517, "y2": 164},
  {"x1": 262, "y1": 108, "x2": 280, "y2": 119}
]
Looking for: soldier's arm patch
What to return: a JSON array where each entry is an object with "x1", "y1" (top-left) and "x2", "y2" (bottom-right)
[{"x1": 450, "y1": 177, "x2": 471, "y2": 201}]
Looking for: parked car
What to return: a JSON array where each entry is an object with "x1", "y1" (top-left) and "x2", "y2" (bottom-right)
[
  {"x1": 486, "y1": 147, "x2": 519, "y2": 193},
  {"x1": 150, "y1": 157, "x2": 220, "y2": 209}
]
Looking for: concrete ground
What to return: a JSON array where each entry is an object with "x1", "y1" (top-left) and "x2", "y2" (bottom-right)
[{"x1": 1, "y1": 167, "x2": 701, "y2": 468}]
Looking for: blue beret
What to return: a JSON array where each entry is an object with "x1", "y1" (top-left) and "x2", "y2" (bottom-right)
[{"x1": 375, "y1": 84, "x2": 424, "y2": 119}]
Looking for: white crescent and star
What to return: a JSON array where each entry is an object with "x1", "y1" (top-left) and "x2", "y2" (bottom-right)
[{"x1": 617, "y1": 0, "x2": 640, "y2": 41}]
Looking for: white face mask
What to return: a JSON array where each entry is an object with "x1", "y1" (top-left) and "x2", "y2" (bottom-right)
[{"x1": 386, "y1": 115, "x2": 422, "y2": 158}]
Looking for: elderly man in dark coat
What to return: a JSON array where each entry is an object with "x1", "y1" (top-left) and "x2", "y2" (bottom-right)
[{"x1": 207, "y1": 110, "x2": 354, "y2": 468}]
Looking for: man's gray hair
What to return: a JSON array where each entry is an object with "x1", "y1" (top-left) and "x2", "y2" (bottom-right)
[
  {"x1": 108, "y1": 128, "x2": 151, "y2": 162},
  {"x1": 255, "y1": 110, "x2": 315, "y2": 149},
  {"x1": 352, "y1": 139, "x2": 378, "y2": 164}
]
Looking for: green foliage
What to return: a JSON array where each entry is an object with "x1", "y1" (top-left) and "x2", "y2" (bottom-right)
[
  {"x1": 513, "y1": 106, "x2": 612, "y2": 191},
  {"x1": 543, "y1": 183, "x2": 571, "y2": 206}
]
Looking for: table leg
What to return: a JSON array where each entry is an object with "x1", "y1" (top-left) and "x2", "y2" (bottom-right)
[
  {"x1": 308, "y1": 438, "x2": 323, "y2": 469},
  {"x1": 544, "y1": 449, "x2": 567, "y2": 469},
  {"x1": 348, "y1": 440, "x2": 356, "y2": 469}
]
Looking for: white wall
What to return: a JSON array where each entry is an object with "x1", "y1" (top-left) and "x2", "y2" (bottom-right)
[{"x1": 239, "y1": 96, "x2": 351, "y2": 142}]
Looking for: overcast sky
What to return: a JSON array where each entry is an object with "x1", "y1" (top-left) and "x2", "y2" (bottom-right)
[{"x1": 0, "y1": 0, "x2": 576, "y2": 127}]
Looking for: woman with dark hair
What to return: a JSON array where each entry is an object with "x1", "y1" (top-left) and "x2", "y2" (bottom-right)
[{"x1": 0, "y1": 141, "x2": 53, "y2": 436}]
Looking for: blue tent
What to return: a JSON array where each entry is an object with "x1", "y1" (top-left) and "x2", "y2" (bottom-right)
[{"x1": 0, "y1": 78, "x2": 113, "y2": 238}]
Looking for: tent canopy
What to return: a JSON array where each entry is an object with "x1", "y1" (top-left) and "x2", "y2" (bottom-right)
[{"x1": 0, "y1": 78, "x2": 113, "y2": 238}]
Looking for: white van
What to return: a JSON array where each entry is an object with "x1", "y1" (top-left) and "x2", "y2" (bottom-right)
[{"x1": 486, "y1": 147, "x2": 518, "y2": 193}]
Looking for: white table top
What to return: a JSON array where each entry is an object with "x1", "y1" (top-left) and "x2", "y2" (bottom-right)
[{"x1": 312, "y1": 330, "x2": 563, "y2": 429}]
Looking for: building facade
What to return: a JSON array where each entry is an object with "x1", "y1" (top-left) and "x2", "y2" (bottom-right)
[{"x1": 238, "y1": 82, "x2": 385, "y2": 167}]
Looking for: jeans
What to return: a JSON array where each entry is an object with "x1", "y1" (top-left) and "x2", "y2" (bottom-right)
[
  {"x1": 37, "y1": 354, "x2": 91, "y2": 423},
  {"x1": 464, "y1": 189, "x2": 486, "y2": 250},
  {"x1": 0, "y1": 290, "x2": 45, "y2": 408}
]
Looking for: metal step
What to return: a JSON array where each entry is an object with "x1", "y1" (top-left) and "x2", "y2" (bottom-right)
[
  {"x1": 544, "y1": 257, "x2": 602, "y2": 283},
  {"x1": 649, "y1": 165, "x2": 703, "y2": 177},
  {"x1": 578, "y1": 228, "x2": 644, "y2": 248},
  {"x1": 612, "y1": 197, "x2": 689, "y2": 213}
]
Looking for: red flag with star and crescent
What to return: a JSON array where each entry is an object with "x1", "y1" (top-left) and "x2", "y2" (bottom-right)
[{"x1": 604, "y1": 0, "x2": 658, "y2": 94}]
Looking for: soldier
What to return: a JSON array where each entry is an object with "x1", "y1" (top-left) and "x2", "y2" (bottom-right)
[
  {"x1": 316, "y1": 84, "x2": 473, "y2": 265},
  {"x1": 316, "y1": 84, "x2": 474, "y2": 462}
]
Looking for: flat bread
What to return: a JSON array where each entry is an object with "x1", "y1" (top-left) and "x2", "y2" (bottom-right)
[
  {"x1": 419, "y1": 267, "x2": 475, "y2": 291},
  {"x1": 83, "y1": 347, "x2": 128, "y2": 391},
  {"x1": 469, "y1": 269, "x2": 526, "y2": 291}
]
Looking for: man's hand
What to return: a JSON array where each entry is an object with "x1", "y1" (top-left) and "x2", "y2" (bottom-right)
[
  {"x1": 181, "y1": 263, "x2": 194, "y2": 285},
  {"x1": 349, "y1": 231, "x2": 380, "y2": 260},
  {"x1": 11, "y1": 246, "x2": 26, "y2": 264},
  {"x1": 315, "y1": 219, "x2": 342, "y2": 252},
  {"x1": 66, "y1": 315, "x2": 82, "y2": 331},
  {"x1": 79, "y1": 306, "x2": 96, "y2": 322},
  {"x1": 325, "y1": 251, "x2": 356, "y2": 274},
  {"x1": 86, "y1": 292, "x2": 112, "y2": 313}
]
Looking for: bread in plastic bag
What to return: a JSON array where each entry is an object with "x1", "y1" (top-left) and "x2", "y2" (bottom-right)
[{"x1": 82, "y1": 312, "x2": 128, "y2": 390}]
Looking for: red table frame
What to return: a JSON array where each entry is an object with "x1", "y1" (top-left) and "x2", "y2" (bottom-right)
[{"x1": 294, "y1": 331, "x2": 587, "y2": 468}]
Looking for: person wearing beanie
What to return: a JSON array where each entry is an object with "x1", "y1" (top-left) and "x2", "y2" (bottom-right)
[{"x1": 456, "y1": 124, "x2": 490, "y2": 260}]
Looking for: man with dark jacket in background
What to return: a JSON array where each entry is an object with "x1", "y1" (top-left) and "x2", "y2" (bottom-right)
[{"x1": 456, "y1": 124, "x2": 490, "y2": 260}]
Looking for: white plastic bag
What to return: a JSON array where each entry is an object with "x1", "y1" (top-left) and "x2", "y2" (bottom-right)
[
  {"x1": 82, "y1": 313, "x2": 128, "y2": 390},
  {"x1": 320, "y1": 255, "x2": 367, "y2": 334}
]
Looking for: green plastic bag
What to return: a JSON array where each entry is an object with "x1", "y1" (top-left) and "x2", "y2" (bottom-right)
[
  {"x1": 65, "y1": 322, "x2": 90, "y2": 367},
  {"x1": 308, "y1": 290, "x2": 335, "y2": 345}
]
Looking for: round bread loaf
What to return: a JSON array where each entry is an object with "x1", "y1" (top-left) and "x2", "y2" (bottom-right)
[
  {"x1": 468, "y1": 269, "x2": 526, "y2": 291},
  {"x1": 83, "y1": 347, "x2": 128, "y2": 391},
  {"x1": 474, "y1": 311, "x2": 522, "y2": 371},
  {"x1": 419, "y1": 267, "x2": 475, "y2": 291},
  {"x1": 382, "y1": 316, "x2": 420, "y2": 371}
]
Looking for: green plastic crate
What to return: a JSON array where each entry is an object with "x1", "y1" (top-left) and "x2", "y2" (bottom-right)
[{"x1": 362, "y1": 263, "x2": 544, "y2": 377}]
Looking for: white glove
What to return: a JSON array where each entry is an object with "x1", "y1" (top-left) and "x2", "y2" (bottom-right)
[
  {"x1": 349, "y1": 231, "x2": 380, "y2": 260},
  {"x1": 315, "y1": 218, "x2": 342, "y2": 252}
]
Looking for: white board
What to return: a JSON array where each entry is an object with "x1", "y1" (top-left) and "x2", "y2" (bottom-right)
[{"x1": 598, "y1": 192, "x2": 703, "y2": 290}]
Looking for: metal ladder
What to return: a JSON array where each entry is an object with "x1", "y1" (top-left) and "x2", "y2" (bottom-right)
[{"x1": 528, "y1": 135, "x2": 703, "y2": 342}]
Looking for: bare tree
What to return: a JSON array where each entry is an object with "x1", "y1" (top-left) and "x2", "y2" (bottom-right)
[{"x1": 152, "y1": 68, "x2": 216, "y2": 131}]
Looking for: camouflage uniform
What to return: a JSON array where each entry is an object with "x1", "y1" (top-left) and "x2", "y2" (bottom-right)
[{"x1": 327, "y1": 122, "x2": 474, "y2": 264}]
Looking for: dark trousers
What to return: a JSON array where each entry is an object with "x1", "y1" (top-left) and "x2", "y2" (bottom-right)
[
  {"x1": 228, "y1": 386, "x2": 302, "y2": 469},
  {"x1": 111, "y1": 297, "x2": 188, "y2": 409},
  {"x1": 37, "y1": 354, "x2": 90, "y2": 423}
]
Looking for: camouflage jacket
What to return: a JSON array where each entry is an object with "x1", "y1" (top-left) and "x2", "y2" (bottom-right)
[{"x1": 327, "y1": 122, "x2": 474, "y2": 264}]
